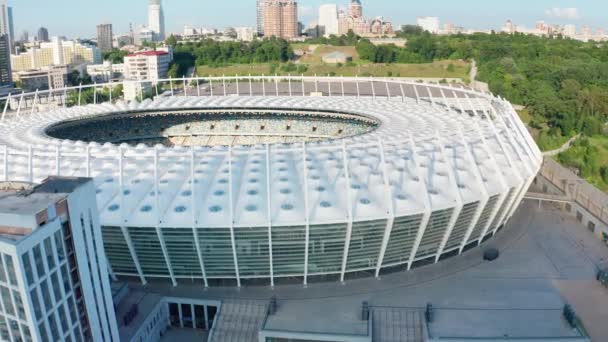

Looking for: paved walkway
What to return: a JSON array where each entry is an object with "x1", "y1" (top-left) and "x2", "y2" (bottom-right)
[{"x1": 543, "y1": 134, "x2": 581, "y2": 157}]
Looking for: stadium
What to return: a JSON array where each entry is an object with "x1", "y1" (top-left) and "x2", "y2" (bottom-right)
[{"x1": 0, "y1": 76, "x2": 542, "y2": 287}]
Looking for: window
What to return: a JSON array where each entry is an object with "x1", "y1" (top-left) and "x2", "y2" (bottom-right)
[
  {"x1": 40, "y1": 280, "x2": 53, "y2": 311},
  {"x1": 54, "y1": 231, "x2": 66, "y2": 263},
  {"x1": 48, "y1": 312, "x2": 60, "y2": 341},
  {"x1": 33, "y1": 246, "x2": 45, "y2": 278},
  {"x1": 67, "y1": 296, "x2": 77, "y2": 322},
  {"x1": 0, "y1": 254, "x2": 6, "y2": 283},
  {"x1": 30, "y1": 289, "x2": 42, "y2": 321},
  {"x1": 12, "y1": 290, "x2": 25, "y2": 320},
  {"x1": 73, "y1": 325, "x2": 83, "y2": 342},
  {"x1": 8, "y1": 319, "x2": 21, "y2": 342},
  {"x1": 60, "y1": 264, "x2": 71, "y2": 294},
  {"x1": 588, "y1": 221, "x2": 596, "y2": 233},
  {"x1": 0, "y1": 315, "x2": 9, "y2": 341},
  {"x1": 3, "y1": 255, "x2": 17, "y2": 286},
  {"x1": 21, "y1": 253, "x2": 35, "y2": 286},
  {"x1": 0, "y1": 286, "x2": 14, "y2": 316},
  {"x1": 44, "y1": 238, "x2": 56, "y2": 270},
  {"x1": 58, "y1": 304, "x2": 69, "y2": 334},
  {"x1": 38, "y1": 322, "x2": 49, "y2": 342},
  {"x1": 576, "y1": 211, "x2": 583, "y2": 222},
  {"x1": 50, "y1": 272, "x2": 62, "y2": 302}
]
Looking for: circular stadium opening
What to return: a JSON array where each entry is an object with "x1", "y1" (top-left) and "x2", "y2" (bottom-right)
[{"x1": 45, "y1": 108, "x2": 380, "y2": 147}]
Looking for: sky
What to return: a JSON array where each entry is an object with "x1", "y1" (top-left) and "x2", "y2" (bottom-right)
[{"x1": 9, "y1": 0, "x2": 606, "y2": 39}]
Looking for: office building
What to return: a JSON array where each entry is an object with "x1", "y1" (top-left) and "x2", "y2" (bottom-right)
[
  {"x1": 0, "y1": 33, "x2": 10, "y2": 87},
  {"x1": 37, "y1": 27, "x2": 49, "y2": 43},
  {"x1": 0, "y1": 2, "x2": 13, "y2": 53},
  {"x1": 86, "y1": 61, "x2": 124, "y2": 83},
  {"x1": 264, "y1": 0, "x2": 298, "y2": 39},
  {"x1": 318, "y1": 4, "x2": 339, "y2": 37},
  {"x1": 96, "y1": 24, "x2": 113, "y2": 52},
  {"x1": 0, "y1": 177, "x2": 119, "y2": 342},
  {"x1": 234, "y1": 27, "x2": 255, "y2": 41},
  {"x1": 148, "y1": 0, "x2": 165, "y2": 42},
  {"x1": 417, "y1": 16, "x2": 440, "y2": 34}
]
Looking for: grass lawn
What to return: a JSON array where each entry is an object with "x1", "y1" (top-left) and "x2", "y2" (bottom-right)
[
  {"x1": 196, "y1": 60, "x2": 469, "y2": 79},
  {"x1": 557, "y1": 134, "x2": 608, "y2": 191}
]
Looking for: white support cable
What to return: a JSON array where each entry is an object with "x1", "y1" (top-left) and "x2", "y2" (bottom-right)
[
  {"x1": 328, "y1": 76, "x2": 332, "y2": 97},
  {"x1": 30, "y1": 90, "x2": 38, "y2": 115},
  {"x1": 210, "y1": 79, "x2": 214, "y2": 97},
  {"x1": 314, "y1": 75, "x2": 318, "y2": 93},
  {"x1": 275, "y1": 75, "x2": 279, "y2": 96},
  {"x1": 399, "y1": 83, "x2": 405, "y2": 102},
  {"x1": 153, "y1": 147, "x2": 177, "y2": 287},
  {"x1": 341, "y1": 77, "x2": 345, "y2": 97},
  {"x1": 120, "y1": 226, "x2": 147, "y2": 285},
  {"x1": 413, "y1": 84, "x2": 420, "y2": 104},
  {"x1": 190, "y1": 147, "x2": 209, "y2": 287},
  {"x1": 302, "y1": 142, "x2": 311, "y2": 286},
  {"x1": 236, "y1": 75, "x2": 240, "y2": 96},
  {"x1": 356, "y1": 76, "x2": 360, "y2": 98},
  {"x1": 197, "y1": 78, "x2": 201, "y2": 97},
  {"x1": 94, "y1": 83, "x2": 97, "y2": 105},
  {"x1": 288, "y1": 75, "x2": 292, "y2": 97},
  {"x1": 1, "y1": 93, "x2": 11, "y2": 121},
  {"x1": 301, "y1": 74, "x2": 305, "y2": 96},
  {"x1": 77, "y1": 83, "x2": 83, "y2": 106},
  {"x1": 265, "y1": 144, "x2": 275, "y2": 287},
  {"x1": 262, "y1": 76, "x2": 266, "y2": 97},
  {"x1": 432, "y1": 132, "x2": 464, "y2": 263},
  {"x1": 170, "y1": 79, "x2": 174, "y2": 97},
  {"x1": 425, "y1": 85, "x2": 435, "y2": 107},
  {"x1": 183, "y1": 76, "x2": 187, "y2": 96},
  {"x1": 385, "y1": 81, "x2": 390, "y2": 100},
  {"x1": 223, "y1": 76, "x2": 227, "y2": 96},
  {"x1": 371, "y1": 77, "x2": 376, "y2": 100},
  {"x1": 227, "y1": 145, "x2": 241, "y2": 287},
  {"x1": 406, "y1": 134, "x2": 432, "y2": 270},
  {"x1": 374, "y1": 139, "x2": 395, "y2": 278},
  {"x1": 16, "y1": 92, "x2": 24, "y2": 118},
  {"x1": 339, "y1": 141, "x2": 354, "y2": 283},
  {"x1": 249, "y1": 75, "x2": 253, "y2": 96}
]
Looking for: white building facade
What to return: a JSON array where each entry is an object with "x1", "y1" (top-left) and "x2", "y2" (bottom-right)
[
  {"x1": 318, "y1": 4, "x2": 339, "y2": 37},
  {"x1": 124, "y1": 50, "x2": 171, "y2": 83},
  {"x1": 0, "y1": 177, "x2": 119, "y2": 342},
  {"x1": 416, "y1": 16, "x2": 440, "y2": 34},
  {"x1": 148, "y1": 0, "x2": 165, "y2": 42}
]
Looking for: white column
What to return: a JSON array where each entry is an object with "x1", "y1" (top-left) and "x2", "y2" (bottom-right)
[
  {"x1": 78, "y1": 83, "x2": 82, "y2": 106},
  {"x1": 328, "y1": 76, "x2": 332, "y2": 97},
  {"x1": 16, "y1": 92, "x2": 24, "y2": 117},
  {"x1": 399, "y1": 83, "x2": 405, "y2": 102},
  {"x1": 153, "y1": 147, "x2": 177, "y2": 286},
  {"x1": 30, "y1": 89, "x2": 39, "y2": 115},
  {"x1": 170, "y1": 79, "x2": 174, "y2": 97},
  {"x1": 339, "y1": 141, "x2": 354, "y2": 283},
  {"x1": 1, "y1": 93, "x2": 11, "y2": 121},
  {"x1": 356, "y1": 76, "x2": 360, "y2": 98},
  {"x1": 210, "y1": 79, "x2": 214, "y2": 97},
  {"x1": 236, "y1": 75, "x2": 240, "y2": 96},
  {"x1": 227, "y1": 145, "x2": 241, "y2": 287},
  {"x1": 385, "y1": 81, "x2": 390, "y2": 100},
  {"x1": 374, "y1": 139, "x2": 395, "y2": 278},
  {"x1": 274, "y1": 75, "x2": 279, "y2": 96},
  {"x1": 265, "y1": 144, "x2": 275, "y2": 287},
  {"x1": 302, "y1": 142, "x2": 311, "y2": 286},
  {"x1": 288, "y1": 75, "x2": 292, "y2": 96},
  {"x1": 413, "y1": 84, "x2": 420, "y2": 104},
  {"x1": 120, "y1": 226, "x2": 147, "y2": 285},
  {"x1": 249, "y1": 75, "x2": 253, "y2": 96},
  {"x1": 93, "y1": 83, "x2": 97, "y2": 104},
  {"x1": 197, "y1": 78, "x2": 201, "y2": 97},
  {"x1": 301, "y1": 74, "x2": 305, "y2": 96},
  {"x1": 341, "y1": 77, "x2": 345, "y2": 97},
  {"x1": 223, "y1": 76, "x2": 227, "y2": 96},
  {"x1": 262, "y1": 76, "x2": 266, "y2": 96},
  {"x1": 190, "y1": 147, "x2": 208, "y2": 287},
  {"x1": 371, "y1": 77, "x2": 376, "y2": 100},
  {"x1": 183, "y1": 76, "x2": 187, "y2": 96}
]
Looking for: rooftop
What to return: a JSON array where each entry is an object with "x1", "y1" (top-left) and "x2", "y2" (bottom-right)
[{"x1": 127, "y1": 50, "x2": 169, "y2": 57}]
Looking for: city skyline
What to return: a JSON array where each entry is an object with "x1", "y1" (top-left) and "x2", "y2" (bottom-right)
[{"x1": 7, "y1": 0, "x2": 608, "y2": 39}]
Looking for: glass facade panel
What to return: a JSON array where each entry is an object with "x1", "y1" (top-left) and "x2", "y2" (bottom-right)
[
  {"x1": 30, "y1": 289, "x2": 42, "y2": 321},
  {"x1": 308, "y1": 223, "x2": 346, "y2": 274},
  {"x1": 50, "y1": 272, "x2": 62, "y2": 302},
  {"x1": 198, "y1": 227, "x2": 236, "y2": 277},
  {"x1": 3, "y1": 255, "x2": 17, "y2": 286},
  {"x1": 347, "y1": 220, "x2": 386, "y2": 271},
  {"x1": 21, "y1": 253, "x2": 35, "y2": 287},
  {"x1": 44, "y1": 238, "x2": 56, "y2": 270},
  {"x1": 382, "y1": 214, "x2": 423, "y2": 266},
  {"x1": 415, "y1": 208, "x2": 454, "y2": 259},
  {"x1": 48, "y1": 312, "x2": 60, "y2": 341},
  {"x1": 39, "y1": 322, "x2": 49, "y2": 342},
  {"x1": 0, "y1": 255, "x2": 6, "y2": 283},
  {"x1": 33, "y1": 245, "x2": 45, "y2": 279},
  {"x1": 467, "y1": 195, "x2": 500, "y2": 244},
  {"x1": 128, "y1": 227, "x2": 169, "y2": 276},
  {"x1": 101, "y1": 226, "x2": 138, "y2": 274},
  {"x1": 60, "y1": 264, "x2": 71, "y2": 295},
  {"x1": 272, "y1": 225, "x2": 305, "y2": 276},
  {"x1": 8, "y1": 319, "x2": 21, "y2": 342},
  {"x1": 443, "y1": 201, "x2": 479, "y2": 251},
  {"x1": 12, "y1": 290, "x2": 25, "y2": 320},
  {"x1": 0, "y1": 286, "x2": 14, "y2": 316},
  {"x1": 161, "y1": 228, "x2": 202, "y2": 277},
  {"x1": 58, "y1": 304, "x2": 69, "y2": 333},
  {"x1": 235, "y1": 227, "x2": 270, "y2": 277},
  {"x1": 54, "y1": 231, "x2": 66, "y2": 264},
  {"x1": 67, "y1": 296, "x2": 77, "y2": 322},
  {"x1": 0, "y1": 315, "x2": 8, "y2": 341},
  {"x1": 40, "y1": 280, "x2": 53, "y2": 311}
]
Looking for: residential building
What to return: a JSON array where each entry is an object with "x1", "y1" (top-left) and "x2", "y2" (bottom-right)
[
  {"x1": 13, "y1": 65, "x2": 68, "y2": 91},
  {"x1": 0, "y1": 177, "x2": 120, "y2": 342},
  {"x1": 264, "y1": 0, "x2": 298, "y2": 39},
  {"x1": 136, "y1": 27, "x2": 155, "y2": 45},
  {"x1": 10, "y1": 38, "x2": 102, "y2": 72},
  {"x1": 234, "y1": 27, "x2": 255, "y2": 41},
  {"x1": 318, "y1": 4, "x2": 339, "y2": 37},
  {"x1": 96, "y1": 24, "x2": 113, "y2": 52},
  {"x1": 86, "y1": 61, "x2": 125, "y2": 83},
  {"x1": 0, "y1": 1, "x2": 14, "y2": 53},
  {"x1": 0, "y1": 33, "x2": 11, "y2": 88},
  {"x1": 563, "y1": 25, "x2": 576, "y2": 38},
  {"x1": 256, "y1": 0, "x2": 265, "y2": 36},
  {"x1": 148, "y1": 0, "x2": 165, "y2": 42},
  {"x1": 338, "y1": 0, "x2": 393, "y2": 37},
  {"x1": 124, "y1": 50, "x2": 171, "y2": 83},
  {"x1": 417, "y1": 16, "x2": 440, "y2": 34},
  {"x1": 123, "y1": 80, "x2": 152, "y2": 101},
  {"x1": 37, "y1": 27, "x2": 49, "y2": 43}
]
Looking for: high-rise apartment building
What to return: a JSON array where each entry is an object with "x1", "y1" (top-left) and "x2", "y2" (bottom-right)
[
  {"x1": 10, "y1": 38, "x2": 102, "y2": 72},
  {"x1": 256, "y1": 0, "x2": 265, "y2": 36},
  {"x1": 124, "y1": 50, "x2": 171, "y2": 83},
  {"x1": 148, "y1": 0, "x2": 165, "y2": 42},
  {"x1": 37, "y1": 27, "x2": 49, "y2": 42},
  {"x1": 0, "y1": 177, "x2": 120, "y2": 342},
  {"x1": 264, "y1": 0, "x2": 298, "y2": 39},
  {"x1": 0, "y1": 2, "x2": 14, "y2": 53},
  {"x1": 96, "y1": 24, "x2": 113, "y2": 52},
  {"x1": 318, "y1": 4, "x2": 339, "y2": 37}
]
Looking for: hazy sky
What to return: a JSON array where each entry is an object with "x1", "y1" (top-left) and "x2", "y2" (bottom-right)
[{"x1": 10, "y1": 0, "x2": 605, "y2": 39}]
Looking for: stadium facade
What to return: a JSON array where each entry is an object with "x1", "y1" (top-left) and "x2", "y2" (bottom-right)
[{"x1": 0, "y1": 77, "x2": 542, "y2": 287}]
